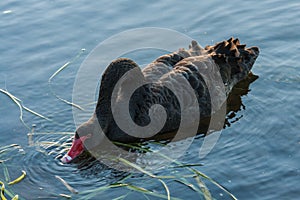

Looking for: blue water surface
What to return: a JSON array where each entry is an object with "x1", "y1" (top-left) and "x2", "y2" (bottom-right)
[{"x1": 0, "y1": 0, "x2": 299, "y2": 199}]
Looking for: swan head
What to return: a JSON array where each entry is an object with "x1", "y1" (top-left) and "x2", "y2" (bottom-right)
[{"x1": 61, "y1": 114, "x2": 103, "y2": 163}]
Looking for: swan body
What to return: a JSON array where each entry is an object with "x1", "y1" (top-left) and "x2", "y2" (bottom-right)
[{"x1": 61, "y1": 37, "x2": 259, "y2": 163}]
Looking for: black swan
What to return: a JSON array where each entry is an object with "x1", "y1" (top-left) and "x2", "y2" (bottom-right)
[{"x1": 61, "y1": 37, "x2": 259, "y2": 163}]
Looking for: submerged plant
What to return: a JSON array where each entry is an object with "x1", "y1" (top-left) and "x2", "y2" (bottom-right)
[{"x1": 0, "y1": 145, "x2": 27, "y2": 200}]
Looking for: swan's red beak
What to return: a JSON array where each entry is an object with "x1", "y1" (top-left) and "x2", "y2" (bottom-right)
[{"x1": 61, "y1": 134, "x2": 91, "y2": 163}]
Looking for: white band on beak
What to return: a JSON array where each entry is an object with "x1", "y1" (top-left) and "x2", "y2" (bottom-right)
[{"x1": 61, "y1": 155, "x2": 72, "y2": 163}]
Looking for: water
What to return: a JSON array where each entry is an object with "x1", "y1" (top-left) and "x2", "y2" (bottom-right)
[{"x1": 0, "y1": 0, "x2": 299, "y2": 199}]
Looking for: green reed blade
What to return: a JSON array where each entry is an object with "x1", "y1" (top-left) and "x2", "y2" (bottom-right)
[
  {"x1": 2, "y1": 164, "x2": 10, "y2": 182},
  {"x1": 192, "y1": 168, "x2": 238, "y2": 200},
  {"x1": 117, "y1": 158, "x2": 156, "y2": 178},
  {"x1": 195, "y1": 176, "x2": 212, "y2": 200},
  {"x1": 175, "y1": 179, "x2": 199, "y2": 192}
]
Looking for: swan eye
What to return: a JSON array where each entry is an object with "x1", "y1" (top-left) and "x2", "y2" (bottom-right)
[{"x1": 75, "y1": 131, "x2": 80, "y2": 139}]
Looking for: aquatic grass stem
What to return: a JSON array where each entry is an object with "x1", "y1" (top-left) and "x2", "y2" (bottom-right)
[
  {"x1": 174, "y1": 179, "x2": 200, "y2": 192},
  {"x1": 126, "y1": 183, "x2": 182, "y2": 200},
  {"x1": 8, "y1": 170, "x2": 26, "y2": 185},
  {"x1": 59, "y1": 193, "x2": 72, "y2": 199},
  {"x1": 48, "y1": 49, "x2": 85, "y2": 110},
  {"x1": 2, "y1": 164, "x2": 10, "y2": 182},
  {"x1": 50, "y1": 136, "x2": 236, "y2": 199},
  {"x1": 0, "y1": 89, "x2": 29, "y2": 130},
  {"x1": 0, "y1": 89, "x2": 51, "y2": 130},
  {"x1": 0, "y1": 145, "x2": 20, "y2": 152},
  {"x1": 115, "y1": 141, "x2": 236, "y2": 199},
  {"x1": 78, "y1": 183, "x2": 127, "y2": 200},
  {"x1": 0, "y1": 144, "x2": 24, "y2": 164},
  {"x1": 79, "y1": 178, "x2": 181, "y2": 200},
  {"x1": 158, "y1": 179, "x2": 170, "y2": 200},
  {"x1": 0, "y1": 181, "x2": 6, "y2": 200},
  {"x1": 11, "y1": 195, "x2": 18, "y2": 200},
  {"x1": 55, "y1": 175, "x2": 78, "y2": 194},
  {"x1": 191, "y1": 168, "x2": 238, "y2": 200},
  {"x1": 112, "y1": 193, "x2": 130, "y2": 200},
  {"x1": 195, "y1": 176, "x2": 212, "y2": 200},
  {"x1": 0, "y1": 181, "x2": 18, "y2": 200},
  {"x1": 140, "y1": 143, "x2": 237, "y2": 199}
]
